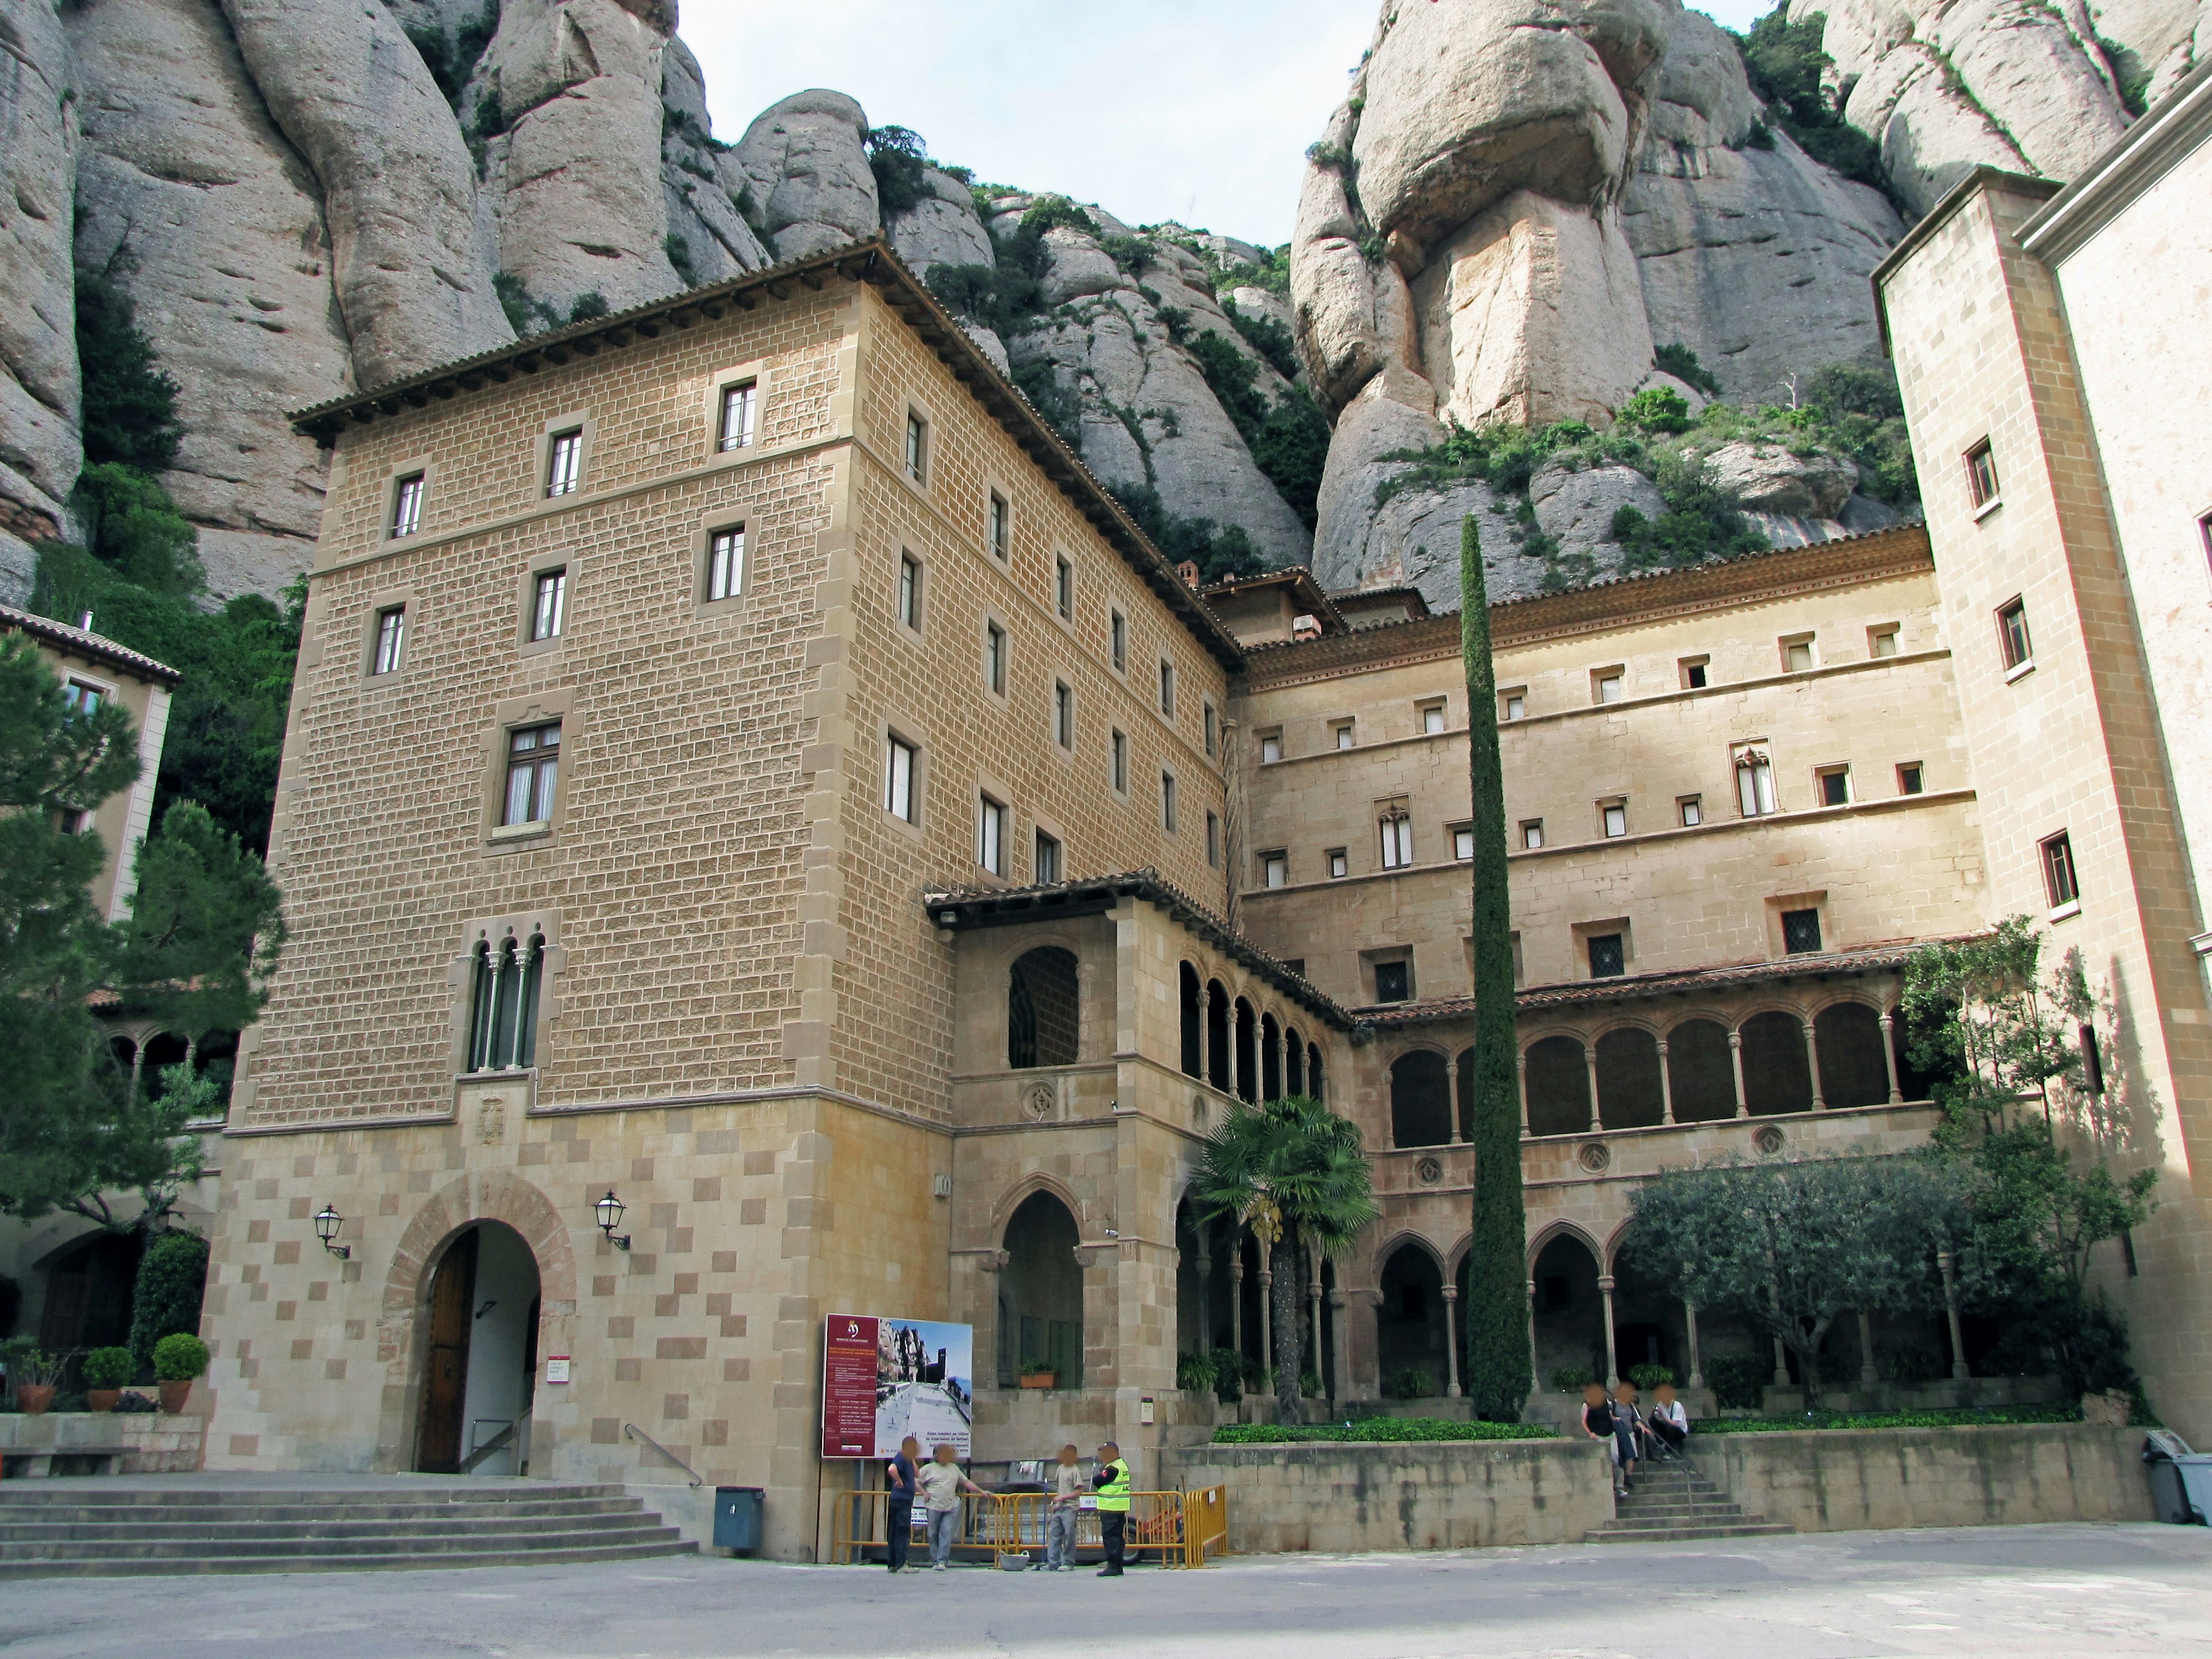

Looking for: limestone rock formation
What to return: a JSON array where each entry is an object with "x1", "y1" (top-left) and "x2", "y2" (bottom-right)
[
  {"x1": 0, "y1": 0, "x2": 79, "y2": 556},
  {"x1": 659, "y1": 40, "x2": 771, "y2": 284},
  {"x1": 1704, "y1": 438, "x2": 1858, "y2": 516},
  {"x1": 1531, "y1": 460, "x2": 1667, "y2": 565},
  {"x1": 889, "y1": 168, "x2": 994, "y2": 278},
  {"x1": 732, "y1": 90, "x2": 880, "y2": 261}
]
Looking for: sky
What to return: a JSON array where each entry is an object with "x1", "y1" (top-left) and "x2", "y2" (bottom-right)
[{"x1": 685, "y1": 0, "x2": 1771, "y2": 251}]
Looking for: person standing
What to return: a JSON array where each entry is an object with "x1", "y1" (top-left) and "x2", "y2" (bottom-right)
[
  {"x1": 1611, "y1": 1380, "x2": 1643, "y2": 1493},
  {"x1": 1094, "y1": 1441, "x2": 1131, "y2": 1577},
  {"x1": 1045, "y1": 1444, "x2": 1084, "y2": 1570},
  {"x1": 1580, "y1": 1381, "x2": 1623, "y2": 1499},
  {"x1": 915, "y1": 1442, "x2": 988, "y2": 1571},
  {"x1": 884, "y1": 1435, "x2": 921, "y2": 1573}
]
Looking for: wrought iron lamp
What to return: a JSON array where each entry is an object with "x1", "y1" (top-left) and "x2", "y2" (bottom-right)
[
  {"x1": 594, "y1": 1190, "x2": 631, "y2": 1252},
  {"x1": 312, "y1": 1204, "x2": 351, "y2": 1260}
]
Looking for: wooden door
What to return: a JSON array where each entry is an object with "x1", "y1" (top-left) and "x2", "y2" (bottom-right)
[{"x1": 416, "y1": 1230, "x2": 478, "y2": 1473}]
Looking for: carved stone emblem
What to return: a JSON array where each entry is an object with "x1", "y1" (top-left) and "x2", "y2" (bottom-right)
[
  {"x1": 1753, "y1": 1124, "x2": 1787, "y2": 1155},
  {"x1": 1022, "y1": 1082, "x2": 1055, "y2": 1122},
  {"x1": 1414, "y1": 1156, "x2": 1444, "y2": 1185},
  {"x1": 479, "y1": 1096, "x2": 506, "y2": 1144},
  {"x1": 1577, "y1": 1141, "x2": 1612, "y2": 1172}
]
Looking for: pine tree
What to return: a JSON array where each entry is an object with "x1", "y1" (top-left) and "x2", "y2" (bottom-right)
[{"x1": 1459, "y1": 514, "x2": 1533, "y2": 1419}]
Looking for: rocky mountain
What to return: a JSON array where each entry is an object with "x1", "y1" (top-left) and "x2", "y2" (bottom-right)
[{"x1": 0, "y1": 0, "x2": 2191, "y2": 615}]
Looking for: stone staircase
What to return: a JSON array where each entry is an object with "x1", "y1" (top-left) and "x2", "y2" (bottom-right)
[
  {"x1": 1584, "y1": 1459, "x2": 1793, "y2": 1543},
  {"x1": 0, "y1": 1480, "x2": 695, "y2": 1578}
]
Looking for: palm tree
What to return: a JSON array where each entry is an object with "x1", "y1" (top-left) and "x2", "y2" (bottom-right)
[{"x1": 1193, "y1": 1095, "x2": 1378, "y2": 1417}]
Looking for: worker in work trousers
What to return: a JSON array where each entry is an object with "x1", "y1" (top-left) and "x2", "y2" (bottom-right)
[{"x1": 1094, "y1": 1441, "x2": 1131, "y2": 1576}]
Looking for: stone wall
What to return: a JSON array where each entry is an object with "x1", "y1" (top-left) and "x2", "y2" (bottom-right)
[
  {"x1": 1159, "y1": 1436, "x2": 1614, "y2": 1553},
  {"x1": 1706, "y1": 1423, "x2": 2157, "y2": 1533},
  {"x1": 0, "y1": 1409, "x2": 206, "y2": 1474}
]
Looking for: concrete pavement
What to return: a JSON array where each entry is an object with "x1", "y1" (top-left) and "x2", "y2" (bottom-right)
[{"x1": 8, "y1": 1522, "x2": 2211, "y2": 1657}]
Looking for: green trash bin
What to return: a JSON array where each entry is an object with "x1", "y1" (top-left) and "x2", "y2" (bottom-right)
[{"x1": 713, "y1": 1486, "x2": 764, "y2": 1552}]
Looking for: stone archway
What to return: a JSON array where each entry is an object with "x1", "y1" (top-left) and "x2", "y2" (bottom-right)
[{"x1": 376, "y1": 1171, "x2": 577, "y2": 1475}]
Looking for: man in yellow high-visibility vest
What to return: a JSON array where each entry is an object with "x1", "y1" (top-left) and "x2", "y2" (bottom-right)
[{"x1": 1093, "y1": 1441, "x2": 1131, "y2": 1576}]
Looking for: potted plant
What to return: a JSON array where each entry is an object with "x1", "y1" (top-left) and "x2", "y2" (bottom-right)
[
  {"x1": 2, "y1": 1340, "x2": 67, "y2": 1415},
  {"x1": 1017, "y1": 1357, "x2": 1055, "y2": 1391},
  {"x1": 82, "y1": 1346, "x2": 136, "y2": 1412},
  {"x1": 152, "y1": 1332, "x2": 210, "y2": 1415},
  {"x1": 1175, "y1": 1350, "x2": 1219, "y2": 1397}
]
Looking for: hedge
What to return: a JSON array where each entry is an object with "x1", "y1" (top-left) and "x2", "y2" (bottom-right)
[{"x1": 1212, "y1": 1417, "x2": 1557, "y2": 1445}]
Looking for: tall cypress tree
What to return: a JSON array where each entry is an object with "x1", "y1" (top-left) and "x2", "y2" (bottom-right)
[{"x1": 1460, "y1": 514, "x2": 1533, "y2": 1419}]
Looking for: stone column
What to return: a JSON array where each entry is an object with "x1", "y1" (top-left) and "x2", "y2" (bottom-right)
[
  {"x1": 1256, "y1": 1239, "x2": 1274, "y2": 1389},
  {"x1": 1584, "y1": 1043, "x2": 1603, "y2": 1134},
  {"x1": 1195, "y1": 1241, "x2": 1213, "y2": 1355},
  {"x1": 1879, "y1": 1010, "x2": 1904, "y2": 1104},
  {"x1": 1858, "y1": 1308, "x2": 1877, "y2": 1385},
  {"x1": 1229, "y1": 1249, "x2": 1245, "y2": 1361},
  {"x1": 1328, "y1": 1287, "x2": 1351, "y2": 1410},
  {"x1": 1525, "y1": 1278, "x2": 1539, "y2": 1386},
  {"x1": 1597, "y1": 1275, "x2": 1620, "y2": 1388},
  {"x1": 1306, "y1": 1247, "x2": 1324, "y2": 1402},
  {"x1": 1517, "y1": 1052, "x2": 1531, "y2": 1138},
  {"x1": 1684, "y1": 1301, "x2": 1704, "y2": 1389},
  {"x1": 1657, "y1": 1038, "x2": 1675, "y2": 1125},
  {"x1": 1804, "y1": 1017, "x2": 1826, "y2": 1110},
  {"x1": 1441, "y1": 1284, "x2": 1463, "y2": 1399},
  {"x1": 1940, "y1": 1249, "x2": 1971, "y2": 1380},
  {"x1": 1729, "y1": 1028, "x2": 1749, "y2": 1119},
  {"x1": 1449, "y1": 1058, "x2": 1466, "y2": 1145}
]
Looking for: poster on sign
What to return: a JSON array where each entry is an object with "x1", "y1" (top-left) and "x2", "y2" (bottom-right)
[{"x1": 820, "y1": 1313, "x2": 974, "y2": 1459}]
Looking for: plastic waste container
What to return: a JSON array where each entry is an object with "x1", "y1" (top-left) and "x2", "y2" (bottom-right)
[
  {"x1": 2141, "y1": 1432, "x2": 2212, "y2": 1523},
  {"x1": 713, "y1": 1485, "x2": 764, "y2": 1552}
]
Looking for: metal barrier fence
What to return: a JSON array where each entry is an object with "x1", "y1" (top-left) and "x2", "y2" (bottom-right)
[{"x1": 831, "y1": 1488, "x2": 1230, "y2": 1569}]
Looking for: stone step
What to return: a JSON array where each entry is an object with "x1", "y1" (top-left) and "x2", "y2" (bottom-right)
[
  {"x1": 0, "y1": 1511, "x2": 661, "y2": 1544},
  {"x1": 1602, "y1": 1510, "x2": 1760, "y2": 1529},
  {"x1": 0, "y1": 1483, "x2": 626, "y2": 1510},
  {"x1": 1587, "y1": 1522, "x2": 1796, "y2": 1543},
  {"x1": 0, "y1": 1497, "x2": 646, "y2": 1528},
  {"x1": 0, "y1": 1537, "x2": 698, "y2": 1580},
  {"x1": 0, "y1": 1521, "x2": 684, "y2": 1562},
  {"x1": 1611, "y1": 1503, "x2": 1759, "y2": 1522}
]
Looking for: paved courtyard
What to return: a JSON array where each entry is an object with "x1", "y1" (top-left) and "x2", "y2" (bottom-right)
[{"x1": 10, "y1": 1522, "x2": 2212, "y2": 1657}]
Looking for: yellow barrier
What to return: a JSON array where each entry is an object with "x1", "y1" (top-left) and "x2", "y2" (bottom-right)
[{"x1": 831, "y1": 1488, "x2": 1230, "y2": 1569}]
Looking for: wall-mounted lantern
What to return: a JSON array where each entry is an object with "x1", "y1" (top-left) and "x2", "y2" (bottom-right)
[
  {"x1": 312, "y1": 1204, "x2": 351, "y2": 1260},
  {"x1": 594, "y1": 1190, "x2": 631, "y2": 1252}
]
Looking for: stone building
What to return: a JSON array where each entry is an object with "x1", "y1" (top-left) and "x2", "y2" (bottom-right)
[{"x1": 197, "y1": 211, "x2": 2209, "y2": 1559}]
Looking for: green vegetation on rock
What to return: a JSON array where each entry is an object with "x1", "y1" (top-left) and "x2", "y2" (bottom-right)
[
  {"x1": 1213, "y1": 1417, "x2": 1555, "y2": 1445},
  {"x1": 1736, "y1": 7, "x2": 1893, "y2": 199}
]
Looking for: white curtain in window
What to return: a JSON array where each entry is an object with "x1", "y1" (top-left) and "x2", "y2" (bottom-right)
[{"x1": 1380, "y1": 813, "x2": 1412, "y2": 869}]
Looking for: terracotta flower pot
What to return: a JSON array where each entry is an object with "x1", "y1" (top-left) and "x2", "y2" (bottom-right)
[
  {"x1": 88, "y1": 1389, "x2": 121, "y2": 1414},
  {"x1": 158, "y1": 1380, "x2": 194, "y2": 1415},
  {"x1": 1018, "y1": 1373, "x2": 1055, "y2": 1390},
  {"x1": 16, "y1": 1385, "x2": 55, "y2": 1416}
]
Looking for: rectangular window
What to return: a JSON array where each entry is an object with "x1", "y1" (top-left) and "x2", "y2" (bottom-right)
[
  {"x1": 1679, "y1": 795, "x2": 1702, "y2": 828},
  {"x1": 1419, "y1": 700, "x2": 1446, "y2": 735},
  {"x1": 1055, "y1": 555, "x2": 1074, "y2": 620},
  {"x1": 1373, "y1": 960, "x2": 1411, "y2": 1003},
  {"x1": 1111, "y1": 729, "x2": 1128, "y2": 793},
  {"x1": 1997, "y1": 597, "x2": 2033, "y2": 670},
  {"x1": 1869, "y1": 626, "x2": 1900, "y2": 658},
  {"x1": 1601, "y1": 801, "x2": 1628, "y2": 839},
  {"x1": 1782, "y1": 635, "x2": 1815, "y2": 673},
  {"x1": 718, "y1": 381, "x2": 758, "y2": 452},
  {"x1": 373, "y1": 607, "x2": 406, "y2": 676},
  {"x1": 1452, "y1": 825, "x2": 1475, "y2": 861},
  {"x1": 1966, "y1": 440, "x2": 1999, "y2": 507},
  {"x1": 1054, "y1": 680, "x2": 1074, "y2": 749},
  {"x1": 1521, "y1": 819, "x2": 1544, "y2": 850},
  {"x1": 503, "y1": 722, "x2": 561, "y2": 826},
  {"x1": 977, "y1": 794, "x2": 1007, "y2": 874},
  {"x1": 1679, "y1": 656, "x2": 1708, "y2": 690},
  {"x1": 1160, "y1": 771, "x2": 1177, "y2": 834},
  {"x1": 1203, "y1": 702, "x2": 1218, "y2": 759},
  {"x1": 1206, "y1": 812, "x2": 1220, "y2": 868},
  {"x1": 1110, "y1": 609, "x2": 1127, "y2": 672},
  {"x1": 1736, "y1": 749, "x2": 1778, "y2": 816},
  {"x1": 1898, "y1": 762, "x2": 1925, "y2": 796},
  {"x1": 1333, "y1": 721, "x2": 1356, "y2": 750},
  {"x1": 1378, "y1": 810, "x2": 1413, "y2": 870},
  {"x1": 545, "y1": 429, "x2": 582, "y2": 498},
  {"x1": 1499, "y1": 688, "x2": 1526, "y2": 721},
  {"x1": 1593, "y1": 669, "x2": 1624, "y2": 704},
  {"x1": 707, "y1": 527, "x2": 745, "y2": 601},
  {"x1": 2041, "y1": 831, "x2": 2080, "y2": 907},
  {"x1": 1260, "y1": 850, "x2": 1288, "y2": 889},
  {"x1": 1158, "y1": 659, "x2": 1176, "y2": 718},
  {"x1": 904, "y1": 411, "x2": 928, "y2": 483},
  {"x1": 1818, "y1": 766, "x2": 1851, "y2": 807},
  {"x1": 1034, "y1": 829, "x2": 1062, "y2": 884},
  {"x1": 987, "y1": 491, "x2": 1010, "y2": 562},
  {"x1": 1328, "y1": 848, "x2": 1348, "y2": 879},
  {"x1": 1781, "y1": 907, "x2": 1824, "y2": 954},
  {"x1": 884, "y1": 736, "x2": 918, "y2": 823},
  {"x1": 1587, "y1": 933, "x2": 1626, "y2": 978},
  {"x1": 61, "y1": 681, "x2": 101, "y2": 714},
  {"x1": 1259, "y1": 731, "x2": 1283, "y2": 764},
  {"x1": 984, "y1": 621, "x2": 1007, "y2": 695},
  {"x1": 391, "y1": 472, "x2": 425, "y2": 539},
  {"x1": 897, "y1": 554, "x2": 922, "y2": 630},
  {"x1": 531, "y1": 568, "x2": 567, "y2": 642}
]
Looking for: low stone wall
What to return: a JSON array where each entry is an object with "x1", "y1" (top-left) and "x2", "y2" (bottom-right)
[
  {"x1": 0, "y1": 1410, "x2": 206, "y2": 1474},
  {"x1": 1158, "y1": 1437, "x2": 1613, "y2": 1554},
  {"x1": 1705, "y1": 1423, "x2": 2154, "y2": 1532}
]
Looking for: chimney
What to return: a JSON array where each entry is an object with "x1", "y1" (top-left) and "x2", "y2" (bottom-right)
[
  {"x1": 77, "y1": 611, "x2": 94, "y2": 632},
  {"x1": 1176, "y1": 560, "x2": 1201, "y2": 590}
]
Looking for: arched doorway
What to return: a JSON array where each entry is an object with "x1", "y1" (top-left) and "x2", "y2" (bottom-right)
[
  {"x1": 1529, "y1": 1231, "x2": 1604, "y2": 1388},
  {"x1": 1594, "y1": 1029, "x2": 1664, "y2": 1129},
  {"x1": 1524, "y1": 1036, "x2": 1590, "y2": 1137},
  {"x1": 1389, "y1": 1051, "x2": 1452, "y2": 1147},
  {"x1": 1376, "y1": 1244, "x2": 1447, "y2": 1399},
  {"x1": 1666, "y1": 1019, "x2": 1736, "y2": 1121},
  {"x1": 998, "y1": 1192, "x2": 1083, "y2": 1390},
  {"x1": 37, "y1": 1230, "x2": 143, "y2": 1354},
  {"x1": 1741, "y1": 1012, "x2": 1813, "y2": 1115},
  {"x1": 1815, "y1": 1002, "x2": 1890, "y2": 1108},
  {"x1": 416, "y1": 1222, "x2": 542, "y2": 1475}
]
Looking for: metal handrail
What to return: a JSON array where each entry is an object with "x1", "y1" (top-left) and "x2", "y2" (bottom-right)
[
  {"x1": 457, "y1": 1420, "x2": 516, "y2": 1475},
  {"x1": 830, "y1": 1488, "x2": 1229, "y2": 1567},
  {"x1": 622, "y1": 1422, "x2": 704, "y2": 1487}
]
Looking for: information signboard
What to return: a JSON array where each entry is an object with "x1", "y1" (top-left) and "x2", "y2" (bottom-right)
[{"x1": 820, "y1": 1313, "x2": 974, "y2": 1459}]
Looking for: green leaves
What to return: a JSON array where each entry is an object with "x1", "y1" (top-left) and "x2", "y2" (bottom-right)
[
  {"x1": 1213, "y1": 1418, "x2": 1555, "y2": 1445},
  {"x1": 1192, "y1": 1094, "x2": 1378, "y2": 1255}
]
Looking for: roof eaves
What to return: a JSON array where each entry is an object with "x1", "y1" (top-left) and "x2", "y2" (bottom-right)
[{"x1": 0, "y1": 601, "x2": 183, "y2": 685}]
